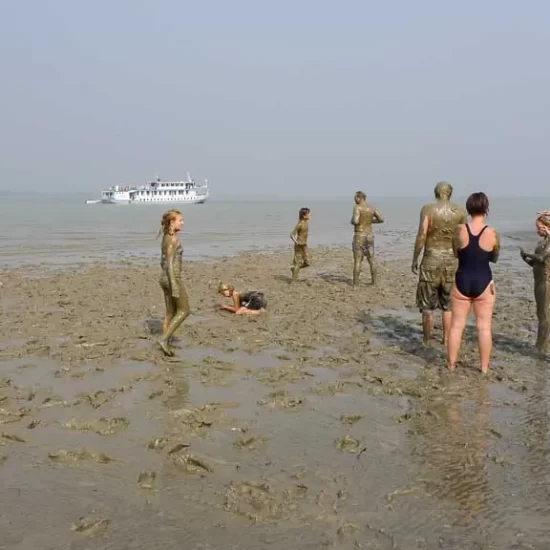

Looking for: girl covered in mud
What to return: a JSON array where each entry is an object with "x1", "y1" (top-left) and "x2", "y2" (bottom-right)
[
  {"x1": 520, "y1": 212, "x2": 550, "y2": 354},
  {"x1": 217, "y1": 283, "x2": 266, "y2": 316},
  {"x1": 157, "y1": 209, "x2": 190, "y2": 356}
]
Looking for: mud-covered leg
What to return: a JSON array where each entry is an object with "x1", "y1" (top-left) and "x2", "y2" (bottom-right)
[
  {"x1": 422, "y1": 311, "x2": 434, "y2": 346},
  {"x1": 158, "y1": 283, "x2": 190, "y2": 356},
  {"x1": 301, "y1": 245, "x2": 310, "y2": 269},
  {"x1": 535, "y1": 283, "x2": 549, "y2": 353},
  {"x1": 162, "y1": 286, "x2": 175, "y2": 335},
  {"x1": 353, "y1": 248, "x2": 363, "y2": 286},
  {"x1": 291, "y1": 244, "x2": 301, "y2": 282},
  {"x1": 366, "y1": 239, "x2": 377, "y2": 285}
]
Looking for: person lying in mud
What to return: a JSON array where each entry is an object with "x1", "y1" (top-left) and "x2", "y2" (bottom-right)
[
  {"x1": 290, "y1": 207, "x2": 311, "y2": 282},
  {"x1": 157, "y1": 209, "x2": 191, "y2": 356},
  {"x1": 217, "y1": 283, "x2": 266, "y2": 315},
  {"x1": 520, "y1": 213, "x2": 550, "y2": 354}
]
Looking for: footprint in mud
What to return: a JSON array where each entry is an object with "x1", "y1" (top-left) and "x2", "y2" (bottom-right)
[
  {"x1": 137, "y1": 470, "x2": 157, "y2": 489},
  {"x1": 71, "y1": 515, "x2": 110, "y2": 537},
  {"x1": 234, "y1": 435, "x2": 267, "y2": 451},
  {"x1": 257, "y1": 390, "x2": 305, "y2": 410},
  {"x1": 77, "y1": 387, "x2": 131, "y2": 409},
  {"x1": 41, "y1": 396, "x2": 73, "y2": 408},
  {"x1": 336, "y1": 435, "x2": 366, "y2": 455},
  {"x1": 224, "y1": 480, "x2": 309, "y2": 523},
  {"x1": 340, "y1": 414, "x2": 363, "y2": 425},
  {"x1": 147, "y1": 437, "x2": 171, "y2": 451},
  {"x1": 254, "y1": 364, "x2": 313, "y2": 386}
]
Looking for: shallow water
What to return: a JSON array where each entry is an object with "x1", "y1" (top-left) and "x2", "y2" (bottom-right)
[
  {"x1": 1, "y1": 327, "x2": 549, "y2": 549},
  {"x1": 0, "y1": 195, "x2": 544, "y2": 266}
]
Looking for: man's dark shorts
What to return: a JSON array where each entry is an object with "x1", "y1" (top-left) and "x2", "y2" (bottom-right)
[{"x1": 416, "y1": 266, "x2": 455, "y2": 312}]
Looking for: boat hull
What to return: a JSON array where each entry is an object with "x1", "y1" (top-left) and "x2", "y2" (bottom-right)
[{"x1": 101, "y1": 197, "x2": 208, "y2": 205}]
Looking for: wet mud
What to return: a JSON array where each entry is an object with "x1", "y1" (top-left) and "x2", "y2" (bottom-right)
[{"x1": 0, "y1": 246, "x2": 549, "y2": 549}]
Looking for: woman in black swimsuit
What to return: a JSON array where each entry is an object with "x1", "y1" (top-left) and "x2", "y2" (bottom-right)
[
  {"x1": 217, "y1": 283, "x2": 267, "y2": 316},
  {"x1": 447, "y1": 192, "x2": 500, "y2": 373}
]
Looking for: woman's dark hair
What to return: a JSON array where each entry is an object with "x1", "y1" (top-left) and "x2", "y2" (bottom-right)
[
  {"x1": 466, "y1": 192, "x2": 489, "y2": 216},
  {"x1": 299, "y1": 207, "x2": 310, "y2": 219}
]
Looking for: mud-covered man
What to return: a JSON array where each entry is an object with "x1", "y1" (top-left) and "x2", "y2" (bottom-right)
[
  {"x1": 351, "y1": 191, "x2": 384, "y2": 285},
  {"x1": 412, "y1": 182, "x2": 467, "y2": 346}
]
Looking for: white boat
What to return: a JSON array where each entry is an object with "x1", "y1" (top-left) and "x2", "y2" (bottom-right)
[{"x1": 88, "y1": 173, "x2": 209, "y2": 205}]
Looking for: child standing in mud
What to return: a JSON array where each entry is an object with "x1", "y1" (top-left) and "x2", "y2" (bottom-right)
[
  {"x1": 520, "y1": 212, "x2": 550, "y2": 354},
  {"x1": 217, "y1": 283, "x2": 266, "y2": 315},
  {"x1": 157, "y1": 209, "x2": 190, "y2": 356},
  {"x1": 290, "y1": 207, "x2": 311, "y2": 282}
]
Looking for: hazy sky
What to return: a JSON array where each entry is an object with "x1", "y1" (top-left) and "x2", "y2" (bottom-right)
[{"x1": 1, "y1": 1, "x2": 549, "y2": 198}]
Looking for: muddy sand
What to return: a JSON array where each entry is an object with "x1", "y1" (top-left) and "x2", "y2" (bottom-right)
[{"x1": 0, "y1": 246, "x2": 548, "y2": 549}]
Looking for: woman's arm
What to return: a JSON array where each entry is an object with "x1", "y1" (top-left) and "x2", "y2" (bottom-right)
[{"x1": 220, "y1": 292, "x2": 241, "y2": 313}]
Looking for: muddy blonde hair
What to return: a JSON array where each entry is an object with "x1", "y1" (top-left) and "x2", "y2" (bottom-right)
[
  {"x1": 217, "y1": 282, "x2": 234, "y2": 294},
  {"x1": 536, "y1": 213, "x2": 550, "y2": 229},
  {"x1": 158, "y1": 209, "x2": 183, "y2": 238}
]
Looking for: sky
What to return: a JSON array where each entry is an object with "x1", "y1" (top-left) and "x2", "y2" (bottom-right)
[{"x1": 1, "y1": 1, "x2": 549, "y2": 198}]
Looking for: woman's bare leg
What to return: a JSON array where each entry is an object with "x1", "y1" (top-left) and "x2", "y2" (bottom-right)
[
  {"x1": 235, "y1": 307, "x2": 263, "y2": 316},
  {"x1": 447, "y1": 286, "x2": 472, "y2": 370},
  {"x1": 472, "y1": 284, "x2": 496, "y2": 373}
]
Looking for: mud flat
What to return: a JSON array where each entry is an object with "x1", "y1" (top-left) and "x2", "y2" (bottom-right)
[{"x1": 0, "y1": 246, "x2": 548, "y2": 549}]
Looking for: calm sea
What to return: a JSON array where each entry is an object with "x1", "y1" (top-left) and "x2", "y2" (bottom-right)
[{"x1": 0, "y1": 194, "x2": 546, "y2": 267}]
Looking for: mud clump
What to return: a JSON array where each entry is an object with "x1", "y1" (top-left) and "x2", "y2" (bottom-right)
[
  {"x1": 63, "y1": 417, "x2": 129, "y2": 435},
  {"x1": 169, "y1": 449, "x2": 213, "y2": 476},
  {"x1": 257, "y1": 390, "x2": 304, "y2": 410},
  {"x1": 71, "y1": 515, "x2": 111, "y2": 537},
  {"x1": 1, "y1": 432, "x2": 26, "y2": 443},
  {"x1": 48, "y1": 449, "x2": 113, "y2": 464}
]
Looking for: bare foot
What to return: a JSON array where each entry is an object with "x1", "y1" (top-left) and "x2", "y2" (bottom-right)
[{"x1": 157, "y1": 339, "x2": 174, "y2": 357}]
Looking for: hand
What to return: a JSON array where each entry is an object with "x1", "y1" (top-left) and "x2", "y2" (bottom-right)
[
  {"x1": 411, "y1": 262, "x2": 418, "y2": 275},
  {"x1": 171, "y1": 288, "x2": 180, "y2": 299}
]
